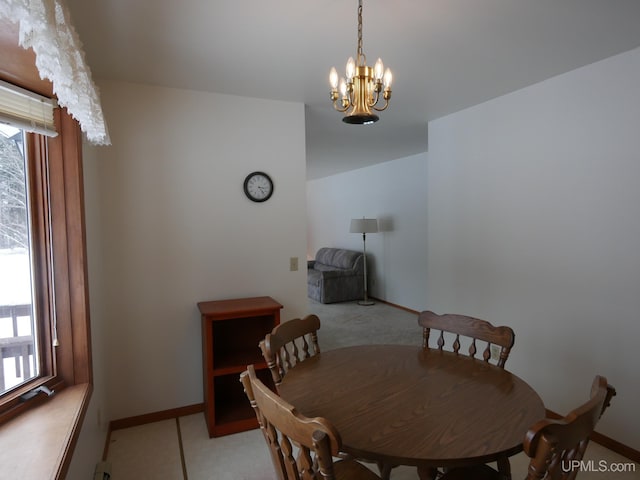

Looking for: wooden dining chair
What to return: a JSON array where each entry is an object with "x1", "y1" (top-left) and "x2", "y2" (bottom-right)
[
  {"x1": 240, "y1": 364, "x2": 381, "y2": 480},
  {"x1": 418, "y1": 310, "x2": 515, "y2": 368},
  {"x1": 259, "y1": 314, "x2": 321, "y2": 388},
  {"x1": 439, "y1": 375, "x2": 616, "y2": 480}
]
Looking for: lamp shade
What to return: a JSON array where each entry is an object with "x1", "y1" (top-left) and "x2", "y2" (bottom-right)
[{"x1": 350, "y1": 218, "x2": 378, "y2": 234}]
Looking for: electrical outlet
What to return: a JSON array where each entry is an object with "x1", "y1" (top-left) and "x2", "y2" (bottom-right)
[
  {"x1": 490, "y1": 345, "x2": 500, "y2": 361},
  {"x1": 289, "y1": 257, "x2": 298, "y2": 271}
]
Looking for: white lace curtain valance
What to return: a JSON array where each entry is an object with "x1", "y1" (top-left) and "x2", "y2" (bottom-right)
[{"x1": 0, "y1": 0, "x2": 110, "y2": 145}]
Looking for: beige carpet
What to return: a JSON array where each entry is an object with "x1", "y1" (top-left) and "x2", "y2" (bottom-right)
[{"x1": 307, "y1": 298, "x2": 421, "y2": 351}]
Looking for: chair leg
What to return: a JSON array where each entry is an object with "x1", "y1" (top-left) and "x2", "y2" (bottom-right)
[
  {"x1": 497, "y1": 456, "x2": 512, "y2": 480},
  {"x1": 417, "y1": 465, "x2": 440, "y2": 480},
  {"x1": 377, "y1": 461, "x2": 395, "y2": 480}
]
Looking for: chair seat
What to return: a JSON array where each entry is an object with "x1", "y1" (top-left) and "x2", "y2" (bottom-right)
[
  {"x1": 334, "y1": 459, "x2": 382, "y2": 480},
  {"x1": 440, "y1": 464, "x2": 499, "y2": 480}
]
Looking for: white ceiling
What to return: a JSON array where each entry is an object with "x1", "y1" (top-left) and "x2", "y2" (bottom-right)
[{"x1": 65, "y1": 0, "x2": 640, "y2": 179}]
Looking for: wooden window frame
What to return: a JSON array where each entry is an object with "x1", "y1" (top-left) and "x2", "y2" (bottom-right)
[
  {"x1": 1, "y1": 18, "x2": 93, "y2": 477},
  {"x1": 0, "y1": 108, "x2": 92, "y2": 421}
]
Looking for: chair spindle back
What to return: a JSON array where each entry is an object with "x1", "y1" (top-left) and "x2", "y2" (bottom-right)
[
  {"x1": 418, "y1": 310, "x2": 515, "y2": 368},
  {"x1": 260, "y1": 314, "x2": 321, "y2": 387},
  {"x1": 240, "y1": 364, "x2": 341, "y2": 480}
]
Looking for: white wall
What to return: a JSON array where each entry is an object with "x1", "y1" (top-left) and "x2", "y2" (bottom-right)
[
  {"x1": 426, "y1": 47, "x2": 640, "y2": 449},
  {"x1": 66, "y1": 141, "x2": 109, "y2": 479},
  {"x1": 82, "y1": 81, "x2": 308, "y2": 424},
  {"x1": 306, "y1": 153, "x2": 429, "y2": 310}
]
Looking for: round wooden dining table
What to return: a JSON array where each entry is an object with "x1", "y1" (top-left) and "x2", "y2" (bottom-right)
[{"x1": 277, "y1": 344, "x2": 545, "y2": 480}]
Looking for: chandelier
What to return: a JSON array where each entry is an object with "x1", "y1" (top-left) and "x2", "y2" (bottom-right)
[{"x1": 329, "y1": 0, "x2": 393, "y2": 125}]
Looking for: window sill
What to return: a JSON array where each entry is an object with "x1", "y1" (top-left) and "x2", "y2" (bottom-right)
[{"x1": 0, "y1": 383, "x2": 92, "y2": 479}]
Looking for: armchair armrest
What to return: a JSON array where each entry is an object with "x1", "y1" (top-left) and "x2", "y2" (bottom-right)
[{"x1": 318, "y1": 268, "x2": 357, "y2": 279}]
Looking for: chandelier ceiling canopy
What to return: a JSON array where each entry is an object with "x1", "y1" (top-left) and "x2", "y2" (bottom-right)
[{"x1": 329, "y1": 0, "x2": 393, "y2": 125}]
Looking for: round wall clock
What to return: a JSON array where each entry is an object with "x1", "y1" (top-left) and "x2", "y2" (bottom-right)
[{"x1": 243, "y1": 171, "x2": 274, "y2": 202}]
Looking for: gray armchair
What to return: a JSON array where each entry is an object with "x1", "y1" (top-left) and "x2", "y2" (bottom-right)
[{"x1": 307, "y1": 248, "x2": 364, "y2": 303}]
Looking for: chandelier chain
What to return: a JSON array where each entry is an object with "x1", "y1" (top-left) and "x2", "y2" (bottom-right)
[{"x1": 357, "y1": 0, "x2": 366, "y2": 65}]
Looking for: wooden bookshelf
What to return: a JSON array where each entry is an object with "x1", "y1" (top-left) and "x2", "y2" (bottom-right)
[{"x1": 198, "y1": 296, "x2": 282, "y2": 437}]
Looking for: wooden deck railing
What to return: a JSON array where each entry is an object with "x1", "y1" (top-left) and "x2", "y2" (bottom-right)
[{"x1": 0, "y1": 304, "x2": 34, "y2": 392}]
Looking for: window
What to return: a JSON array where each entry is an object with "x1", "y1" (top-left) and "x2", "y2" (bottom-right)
[
  {"x1": 0, "y1": 125, "x2": 42, "y2": 395},
  {"x1": 0, "y1": 81, "x2": 59, "y2": 400},
  {"x1": 0, "y1": 99, "x2": 92, "y2": 426}
]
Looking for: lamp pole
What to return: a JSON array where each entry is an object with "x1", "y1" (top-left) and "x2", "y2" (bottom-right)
[
  {"x1": 360, "y1": 230, "x2": 374, "y2": 305},
  {"x1": 350, "y1": 217, "x2": 378, "y2": 306}
]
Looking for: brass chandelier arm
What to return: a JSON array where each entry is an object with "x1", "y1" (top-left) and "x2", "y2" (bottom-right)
[
  {"x1": 367, "y1": 85, "x2": 381, "y2": 108},
  {"x1": 332, "y1": 99, "x2": 351, "y2": 113},
  {"x1": 366, "y1": 83, "x2": 392, "y2": 111},
  {"x1": 371, "y1": 98, "x2": 390, "y2": 112},
  {"x1": 330, "y1": 86, "x2": 354, "y2": 112}
]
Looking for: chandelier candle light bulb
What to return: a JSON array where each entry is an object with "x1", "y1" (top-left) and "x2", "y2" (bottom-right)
[
  {"x1": 346, "y1": 57, "x2": 356, "y2": 80},
  {"x1": 329, "y1": 0, "x2": 393, "y2": 124},
  {"x1": 374, "y1": 58, "x2": 384, "y2": 80}
]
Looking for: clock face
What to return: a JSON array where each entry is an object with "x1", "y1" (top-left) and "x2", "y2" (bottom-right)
[{"x1": 244, "y1": 171, "x2": 274, "y2": 202}]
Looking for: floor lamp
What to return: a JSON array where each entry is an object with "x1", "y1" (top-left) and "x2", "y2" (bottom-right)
[{"x1": 350, "y1": 217, "x2": 378, "y2": 306}]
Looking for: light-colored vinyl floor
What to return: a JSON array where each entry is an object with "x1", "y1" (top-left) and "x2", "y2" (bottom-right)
[
  {"x1": 106, "y1": 413, "x2": 639, "y2": 480},
  {"x1": 105, "y1": 300, "x2": 639, "y2": 479}
]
